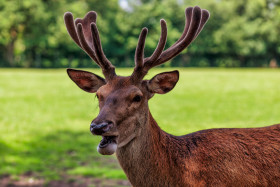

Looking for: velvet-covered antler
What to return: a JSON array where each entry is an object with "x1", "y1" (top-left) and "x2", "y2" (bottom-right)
[
  {"x1": 131, "y1": 6, "x2": 210, "y2": 82},
  {"x1": 64, "y1": 11, "x2": 116, "y2": 80}
]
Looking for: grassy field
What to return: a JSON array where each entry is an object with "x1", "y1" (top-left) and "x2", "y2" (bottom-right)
[{"x1": 0, "y1": 68, "x2": 280, "y2": 183}]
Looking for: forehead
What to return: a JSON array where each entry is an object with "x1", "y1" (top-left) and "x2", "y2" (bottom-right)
[{"x1": 97, "y1": 76, "x2": 142, "y2": 95}]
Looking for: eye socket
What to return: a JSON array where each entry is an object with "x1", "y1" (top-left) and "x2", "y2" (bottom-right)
[{"x1": 132, "y1": 95, "x2": 142, "y2": 102}]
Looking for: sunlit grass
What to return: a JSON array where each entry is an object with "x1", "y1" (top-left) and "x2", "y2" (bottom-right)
[{"x1": 0, "y1": 68, "x2": 280, "y2": 180}]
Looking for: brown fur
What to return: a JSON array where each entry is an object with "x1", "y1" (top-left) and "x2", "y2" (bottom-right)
[
  {"x1": 68, "y1": 74, "x2": 280, "y2": 186},
  {"x1": 117, "y1": 111, "x2": 280, "y2": 186}
]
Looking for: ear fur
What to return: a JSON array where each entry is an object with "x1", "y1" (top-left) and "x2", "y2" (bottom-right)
[
  {"x1": 67, "y1": 68, "x2": 106, "y2": 93},
  {"x1": 147, "y1": 70, "x2": 179, "y2": 94}
]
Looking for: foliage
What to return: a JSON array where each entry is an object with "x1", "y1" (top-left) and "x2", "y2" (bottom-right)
[
  {"x1": 0, "y1": 0, "x2": 280, "y2": 67},
  {"x1": 0, "y1": 68, "x2": 280, "y2": 180}
]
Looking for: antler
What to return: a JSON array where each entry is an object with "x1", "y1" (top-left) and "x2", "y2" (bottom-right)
[
  {"x1": 131, "y1": 6, "x2": 210, "y2": 82},
  {"x1": 64, "y1": 11, "x2": 116, "y2": 80}
]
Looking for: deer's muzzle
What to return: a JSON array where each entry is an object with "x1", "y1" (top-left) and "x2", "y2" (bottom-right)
[{"x1": 90, "y1": 121, "x2": 117, "y2": 155}]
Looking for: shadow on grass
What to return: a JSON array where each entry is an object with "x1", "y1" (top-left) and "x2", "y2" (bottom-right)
[
  {"x1": 0, "y1": 140, "x2": 13, "y2": 155},
  {"x1": 0, "y1": 130, "x2": 126, "y2": 180}
]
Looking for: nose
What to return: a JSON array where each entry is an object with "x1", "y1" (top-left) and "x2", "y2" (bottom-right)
[{"x1": 90, "y1": 121, "x2": 112, "y2": 135}]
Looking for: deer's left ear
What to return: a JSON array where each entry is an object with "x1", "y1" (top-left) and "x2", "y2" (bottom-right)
[
  {"x1": 147, "y1": 70, "x2": 179, "y2": 94},
  {"x1": 67, "y1": 68, "x2": 106, "y2": 93}
]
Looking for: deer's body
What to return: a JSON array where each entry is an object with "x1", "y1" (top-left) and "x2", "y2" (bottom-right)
[
  {"x1": 117, "y1": 111, "x2": 280, "y2": 186},
  {"x1": 64, "y1": 6, "x2": 280, "y2": 186}
]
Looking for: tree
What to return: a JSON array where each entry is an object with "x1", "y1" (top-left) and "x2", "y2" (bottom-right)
[{"x1": 0, "y1": 0, "x2": 279, "y2": 68}]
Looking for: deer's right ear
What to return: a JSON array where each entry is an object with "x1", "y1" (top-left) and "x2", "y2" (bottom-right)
[
  {"x1": 147, "y1": 70, "x2": 179, "y2": 94},
  {"x1": 67, "y1": 68, "x2": 106, "y2": 93}
]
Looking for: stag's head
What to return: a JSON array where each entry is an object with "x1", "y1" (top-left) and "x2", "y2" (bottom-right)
[{"x1": 64, "y1": 6, "x2": 209, "y2": 155}]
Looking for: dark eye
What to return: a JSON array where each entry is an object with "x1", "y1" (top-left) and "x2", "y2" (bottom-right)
[{"x1": 133, "y1": 95, "x2": 142, "y2": 102}]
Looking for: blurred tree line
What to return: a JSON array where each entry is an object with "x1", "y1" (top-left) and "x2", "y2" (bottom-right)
[{"x1": 0, "y1": 0, "x2": 279, "y2": 68}]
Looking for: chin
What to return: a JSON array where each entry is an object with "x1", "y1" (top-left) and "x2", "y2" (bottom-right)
[{"x1": 97, "y1": 142, "x2": 117, "y2": 155}]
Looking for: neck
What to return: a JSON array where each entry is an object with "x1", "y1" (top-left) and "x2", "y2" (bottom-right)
[{"x1": 116, "y1": 111, "x2": 191, "y2": 186}]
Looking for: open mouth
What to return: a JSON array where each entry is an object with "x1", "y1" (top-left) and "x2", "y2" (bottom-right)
[
  {"x1": 99, "y1": 136, "x2": 117, "y2": 148},
  {"x1": 97, "y1": 136, "x2": 117, "y2": 155}
]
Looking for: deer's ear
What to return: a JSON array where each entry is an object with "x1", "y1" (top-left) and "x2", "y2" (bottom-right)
[
  {"x1": 147, "y1": 70, "x2": 179, "y2": 94},
  {"x1": 67, "y1": 68, "x2": 106, "y2": 93}
]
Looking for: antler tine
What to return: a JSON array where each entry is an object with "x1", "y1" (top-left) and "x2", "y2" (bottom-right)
[
  {"x1": 64, "y1": 12, "x2": 82, "y2": 48},
  {"x1": 64, "y1": 11, "x2": 116, "y2": 80},
  {"x1": 174, "y1": 7, "x2": 193, "y2": 45},
  {"x1": 131, "y1": 28, "x2": 148, "y2": 82},
  {"x1": 90, "y1": 23, "x2": 116, "y2": 79},
  {"x1": 135, "y1": 28, "x2": 148, "y2": 69},
  {"x1": 144, "y1": 19, "x2": 167, "y2": 64},
  {"x1": 76, "y1": 23, "x2": 100, "y2": 65},
  {"x1": 194, "y1": 9, "x2": 210, "y2": 39}
]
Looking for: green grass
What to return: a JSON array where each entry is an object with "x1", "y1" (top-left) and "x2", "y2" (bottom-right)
[{"x1": 0, "y1": 68, "x2": 280, "y2": 180}]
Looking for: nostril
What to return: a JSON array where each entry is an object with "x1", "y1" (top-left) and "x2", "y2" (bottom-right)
[
  {"x1": 106, "y1": 121, "x2": 113, "y2": 126},
  {"x1": 90, "y1": 121, "x2": 113, "y2": 135}
]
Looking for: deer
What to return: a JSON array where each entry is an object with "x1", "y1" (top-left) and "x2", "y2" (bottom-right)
[{"x1": 64, "y1": 6, "x2": 280, "y2": 186}]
